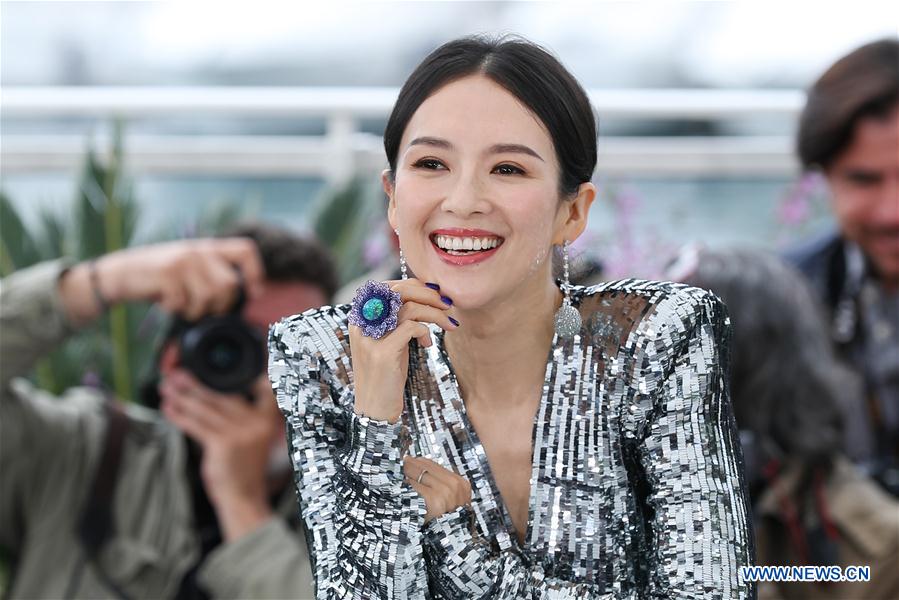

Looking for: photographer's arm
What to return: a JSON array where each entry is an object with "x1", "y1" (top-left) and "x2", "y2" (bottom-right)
[
  {"x1": 0, "y1": 259, "x2": 99, "y2": 554},
  {"x1": 199, "y1": 517, "x2": 315, "y2": 599},
  {"x1": 1, "y1": 259, "x2": 80, "y2": 389},
  {"x1": 60, "y1": 239, "x2": 264, "y2": 324},
  {"x1": 2, "y1": 239, "x2": 263, "y2": 391}
]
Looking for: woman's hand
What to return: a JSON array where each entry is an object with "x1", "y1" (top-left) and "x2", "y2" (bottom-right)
[
  {"x1": 403, "y1": 456, "x2": 472, "y2": 522},
  {"x1": 349, "y1": 279, "x2": 458, "y2": 423}
]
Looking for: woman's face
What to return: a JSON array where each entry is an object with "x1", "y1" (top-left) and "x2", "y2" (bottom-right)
[{"x1": 386, "y1": 74, "x2": 581, "y2": 310}]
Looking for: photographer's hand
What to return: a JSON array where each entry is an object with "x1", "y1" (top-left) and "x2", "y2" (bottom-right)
[
  {"x1": 58, "y1": 238, "x2": 265, "y2": 326},
  {"x1": 159, "y1": 369, "x2": 284, "y2": 542}
]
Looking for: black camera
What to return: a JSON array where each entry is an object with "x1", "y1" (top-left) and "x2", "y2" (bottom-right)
[{"x1": 171, "y1": 282, "x2": 265, "y2": 395}]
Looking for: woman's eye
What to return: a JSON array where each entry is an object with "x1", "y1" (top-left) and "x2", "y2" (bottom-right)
[
  {"x1": 493, "y1": 164, "x2": 525, "y2": 175},
  {"x1": 413, "y1": 158, "x2": 445, "y2": 170}
]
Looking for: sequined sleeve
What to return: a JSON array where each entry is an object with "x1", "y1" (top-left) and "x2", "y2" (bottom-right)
[
  {"x1": 634, "y1": 289, "x2": 755, "y2": 599},
  {"x1": 268, "y1": 315, "x2": 429, "y2": 600}
]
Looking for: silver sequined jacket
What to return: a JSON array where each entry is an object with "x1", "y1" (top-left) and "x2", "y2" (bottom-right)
[{"x1": 268, "y1": 279, "x2": 756, "y2": 599}]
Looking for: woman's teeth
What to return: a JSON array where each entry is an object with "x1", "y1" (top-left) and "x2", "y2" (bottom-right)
[{"x1": 433, "y1": 235, "x2": 502, "y2": 254}]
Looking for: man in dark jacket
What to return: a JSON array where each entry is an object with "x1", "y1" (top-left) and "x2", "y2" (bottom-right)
[{"x1": 785, "y1": 39, "x2": 899, "y2": 493}]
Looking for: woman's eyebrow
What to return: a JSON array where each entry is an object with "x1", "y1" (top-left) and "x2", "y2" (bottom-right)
[
  {"x1": 409, "y1": 136, "x2": 453, "y2": 150},
  {"x1": 407, "y1": 137, "x2": 544, "y2": 162},
  {"x1": 489, "y1": 143, "x2": 544, "y2": 162}
]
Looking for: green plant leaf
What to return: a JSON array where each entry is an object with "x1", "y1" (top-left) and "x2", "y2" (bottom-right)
[{"x1": 0, "y1": 191, "x2": 41, "y2": 275}]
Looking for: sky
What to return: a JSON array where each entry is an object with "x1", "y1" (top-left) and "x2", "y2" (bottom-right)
[{"x1": 2, "y1": 1, "x2": 897, "y2": 89}]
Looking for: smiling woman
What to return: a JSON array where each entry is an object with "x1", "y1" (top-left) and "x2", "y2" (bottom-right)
[{"x1": 269, "y1": 34, "x2": 756, "y2": 599}]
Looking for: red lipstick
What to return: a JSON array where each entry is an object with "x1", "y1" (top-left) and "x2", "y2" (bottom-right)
[{"x1": 429, "y1": 228, "x2": 505, "y2": 266}]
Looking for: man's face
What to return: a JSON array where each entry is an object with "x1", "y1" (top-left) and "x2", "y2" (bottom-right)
[
  {"x1": 826, "y1": 107, "x2": 899, "y2": 289},
  {"x1": 242, "y1": 279, "x2": 328, "y2": 337}
]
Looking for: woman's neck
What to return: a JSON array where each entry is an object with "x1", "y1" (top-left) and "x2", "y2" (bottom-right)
[{"x1": 443, "y1": 278, "x2": 564, "y2": 411}]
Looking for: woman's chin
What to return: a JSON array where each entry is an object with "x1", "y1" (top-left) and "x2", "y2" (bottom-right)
[{"x1": 415, "y1": 273, "x2": 490, "y2": 310}]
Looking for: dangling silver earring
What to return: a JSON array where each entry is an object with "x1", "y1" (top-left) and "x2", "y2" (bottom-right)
[
  {"x1": 395, "y1": 228, "x2": 408, "y2": 280},
  {"x1": 553, "y1": 240, "x2": 581, "y2": 339}
]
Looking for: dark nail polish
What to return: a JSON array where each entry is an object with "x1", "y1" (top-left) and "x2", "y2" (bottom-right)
[
  {"x1": 425, "y1": 282, "x2": 440, "y2": 291},
  {"x1": 448, "y1": 316, "x2": 460, "y2": 327},
  {"x1": 441, "y1": 295, "x2": 453, "y2": 306}
]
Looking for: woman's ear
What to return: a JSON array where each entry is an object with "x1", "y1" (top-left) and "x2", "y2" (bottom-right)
[
  {"x1": 555, "y1": 182, "x2": 596, "y2": 243},
  {"x1": 383, "y1": 169, "x2": 397, "y2": 230}
]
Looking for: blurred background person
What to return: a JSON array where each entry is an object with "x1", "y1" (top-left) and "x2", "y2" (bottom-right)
[
  {"x1": 786, "y1": 38, "x2": 899, "y2": 493},
  {"x1": 674, "y1": 247, "x2": 899, "y2": 600},
  {"x1": 0, "y1": 222, "x2": 336, "y2": 599}
]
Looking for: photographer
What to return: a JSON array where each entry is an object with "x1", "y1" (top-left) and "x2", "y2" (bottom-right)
[
  {"x1": 786, "y1": 38, "x2": 899, "y2": 492},
  {"x1": 676, "y1": 248, "x2": 899, "y2": 599},
  {"x1": 1, "y1": 223, "x2": 336, "y2": 599}
]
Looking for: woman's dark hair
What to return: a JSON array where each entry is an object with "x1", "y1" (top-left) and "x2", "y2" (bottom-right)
[
  {"x1": 383, "y1": 35, "x2": 597, "y2": 198},
  {"x1": 680, "y1": 249, "x2": 850, "y2": 476},
  {"x1": 798, "y1": 38, "x2": 899, "y2": 170}
]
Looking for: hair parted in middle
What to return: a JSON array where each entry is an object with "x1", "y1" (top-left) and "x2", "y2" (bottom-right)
[{"x1": 383, "y1": 34, "x2": 597, "y2": 198}]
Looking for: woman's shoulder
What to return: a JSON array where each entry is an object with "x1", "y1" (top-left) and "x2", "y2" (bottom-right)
[
  {"x1": 576, "y1": 277, "x2": 723, "y2": 307},
  {"x1": 268, "y1": 302, "x2": 353, "y2": 357},
  {"x1": 571, "y1": 278, "x2": 728, "y2": 348}
]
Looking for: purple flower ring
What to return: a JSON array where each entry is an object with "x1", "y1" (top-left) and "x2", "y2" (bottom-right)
[{"x1": 348, "y1": 279, "x2": 404, "y2": 339}]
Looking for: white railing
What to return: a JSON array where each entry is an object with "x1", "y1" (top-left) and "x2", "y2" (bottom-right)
[{"x1": 1, "y1": 87, "x2": 805, "y2": 180}]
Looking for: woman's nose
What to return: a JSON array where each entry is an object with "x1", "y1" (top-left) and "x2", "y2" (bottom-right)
[{"x1": 440, "y1": 171, "x2": 490, "y2": 216}]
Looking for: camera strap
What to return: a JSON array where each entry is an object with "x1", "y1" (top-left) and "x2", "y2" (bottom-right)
[
  {"x1": 71, "y1": 399, "x2": 132, "y2": 600},
  {"x1": 78, "y1": 400, "x2": 128, "y2": 555}
]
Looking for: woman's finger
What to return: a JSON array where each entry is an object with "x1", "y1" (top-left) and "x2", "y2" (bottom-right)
[
  {"x1": 403, "y1": 457, "x2": 434, "y2": 485},
  {"x1": 406, "y1": 478, "x2": 448, "y2": 522},
  {"x1": 387, "y1": 279, "x2": 453, "y2": 312},
  {"x1": 403, "y1": 457, "x2": 452, "y2": 489},
  {"x1": 397, "y1": 302, "x2": 459, "y2": 332},
  {"x1": 349, "y1": 320, "x2": 431, "y2": 349},
  {"x1": 394, "y1": 318, "x2": 434, "y2": 349},
  {"x1": 405, "y1": 456, "x2": 472, "y2": 505}
]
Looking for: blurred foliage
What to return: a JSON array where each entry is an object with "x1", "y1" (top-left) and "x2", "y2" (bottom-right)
[
  {"x1": 773, "y1": 172, "x2": 831, "y2": 248},
  {"x1": 0, "y1": 125, "x2": 246, "y2": 402},
  {"x1": 2, "y1": 124, "x2": 148, "y2": 400},
  {"x1": 195, "y1": 201, "x2": 256, "y2": 238},
  {"x1": 2, "y1": 128, "x2": 389, "y2": 407},
  {"x1": 310, "y1": 175, "x2": 389, "y2": 286}
]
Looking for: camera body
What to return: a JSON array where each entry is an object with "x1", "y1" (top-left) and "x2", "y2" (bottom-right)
[{"x1": 170, "y1": 280, "x2": 265, "y2": 396}]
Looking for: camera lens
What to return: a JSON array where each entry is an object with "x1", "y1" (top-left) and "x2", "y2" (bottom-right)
[
  {"x1": 179, "y1": 315, "x2": 265, "y2": 395},
  {"x1": 207, "y1": 337, "x2": 241, "y2": 372}
]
